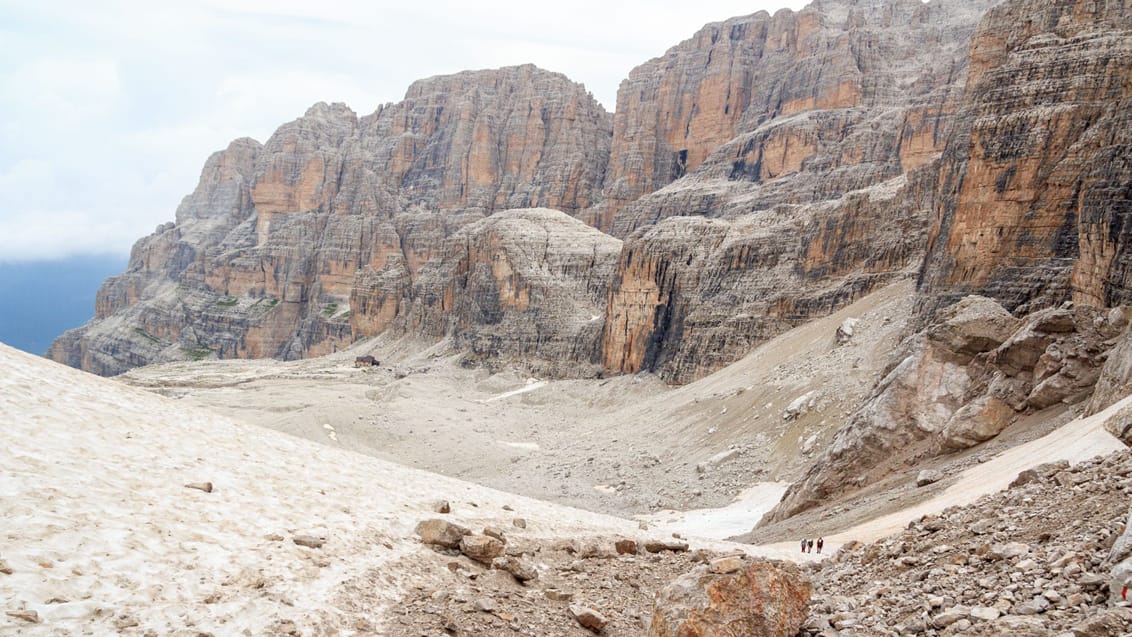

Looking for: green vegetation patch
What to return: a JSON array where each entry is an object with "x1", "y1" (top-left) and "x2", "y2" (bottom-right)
[
  {"x1": 215, "y1": 296, "x2": 239, "y2": 307},
  {"x1": 322, "y1": 303, "x2": 339, "y2": 317},
  {"x1": 133, "y1": 327, "x2": 162, "y2": 344},
  {"x1": 181, "y1": 347, "x2": 213, "y2": 361}
]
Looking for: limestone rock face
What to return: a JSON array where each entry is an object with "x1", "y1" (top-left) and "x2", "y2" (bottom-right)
[
  {"x1": 49, "y1": 67, "x2": 612, "y2": 375},
  {"x1": 598, "y1": 0, "x2": 995, "y2": 236},
  {"x1": 918, "y1": 0, "x2": 1132, "y2": 316},
  {"x1": 601, "y1": 172, "x2": 932, "y2": 383},
  {"x1": 596, "y1": 0, "x2": 994, "y2": 381},
  {"x1": 648, "y1": 560, "x2": 811, "y2": 637},
  {"x1": 763, "y1": 298, "x2": 1123, "y2": 524},
  {"x1": 390, "y1": 208, "x2": 622, "y2": 377}
]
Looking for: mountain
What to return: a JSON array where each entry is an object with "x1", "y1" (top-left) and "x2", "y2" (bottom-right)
[{"x1": 48, "y1": 0, "x2": 1132, "y2": 395}]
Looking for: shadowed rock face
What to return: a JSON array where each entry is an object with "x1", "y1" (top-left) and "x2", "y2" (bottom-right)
[
  {"x1": 918, "y1": 0, "x2": 1132, "y2": 316},
  {"x1": 382, "y1": 208, "x2": 623, "y2": 377}
]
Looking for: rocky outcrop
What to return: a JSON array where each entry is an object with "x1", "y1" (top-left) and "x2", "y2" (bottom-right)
[
  {"x1": 53, "y1": 0, "x2": 1131, "y2": 392},
  {"x1": 602, "y1": 172, "x2": 932, "y2": 383},
  {"x1": 763, "y1": 297, "x2": 1128, "y2": 523},
  {"x1": 918, "y1": 0, "x2": 1132, "y2": 316},
  {"x1": 390, "y1": 208, "x2": 622, "y2": 377},
  {"x1": 50, "y1": 67, "x2": 612, "y2": 375},
  {"x1": 599, "y1": 0, "x2": 994, "y2": 236},
  {"x1": 648, "y1": 559, "x2": 810, "y2": 637}
]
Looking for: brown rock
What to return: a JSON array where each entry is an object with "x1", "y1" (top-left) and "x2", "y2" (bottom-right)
[
  {"x1": 568, "y1": 604, "x2": 609, "y2": 633},
  {"x1": 51, "y1": 66, "x2": 612, "y2": 377},
  {"x1": 415, "y1": 519, "x2": 471, "y2": 549},
  {"x1": 644, "y1": 539, "x2": 689, "y2": 553},
  {"x1": 614, "y1": 539, "x2": 639, "y2": 555},
  {"x1": 292, "y1": 535, "x2": 324, "y2": 549},
  {"x1": 5, "y1": 610, "x2": 40, "y2": 624},
  {"x1": 185, "y1": 481, "x2": 213, "y2": 493},
  {"x1": 482, "y1": 527, "x2": 506, "y2": 543},
  {"x1": 648, "y1": 560, "x2": 811, "y2": 637},
  {"x1": 491, "y1": 556, "x2": 538, "y2": 582},
  {"x1": 0, "y1": 560, "x2": 11, "y2": 575},
  {"x1": 1090, "y1": 325, "x2": 1132, "y2": 416},
  {"x1": 459, "y1": 535, "x2": 505, "y2": 564},
  {"x1": 512, "y1": 518, "x2": 527, "y2": 529},
  {"x1": 432, "y1": 500, "x2": 450, "y2": 514},
  {"x1": 709, "y1": 556, "x2": 745, "y2": 574},
  {"x1": 545, "y1": 588, "x2": 575, "y2": 602}
]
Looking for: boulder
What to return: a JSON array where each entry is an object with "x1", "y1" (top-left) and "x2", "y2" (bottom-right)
[
  {"x1": 926, "y1": 296, "x2": 1020, "y2": 359},
  {"x1": 644, "y1": 539, "x2": 689, "y2": 553},
  {"x1": 415, "y1": 519, "x2": 470, "y2": 549},
  {"x1": 292, "y1": 534, "x2": 324, "y2": 549},
  {"x1": 1104, "y1": 401, "x2": 1132, "y2": 446},
  {"x1": 1091, "y1": 325, "x2": 1132, "y2": 416},
  {"x1": 916, "y1": 469, "x2": 944, "y2": 487},
  {"x1": 835, "y1": 317, "x2": 859, "y2": 345},
  {"x1": 1109, "y1": 507, "x2": 1132, "y2": 602},
  {"x1": 569, "y1": 604, "x2": 609, "y2": 633},
  {"x1": 492, "y1": 556, "x2": 538, "y2": 582},
  {"x1": 648, "y1": 560, "x2": 810, "y2": 637},
  {"x1": 460, "y1": 534, "x2": 505, "y2": 564}
]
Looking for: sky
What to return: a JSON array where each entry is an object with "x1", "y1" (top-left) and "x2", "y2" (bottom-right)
[{"x1": 0, "y1": 0, "x2": 809, "y2": 263}]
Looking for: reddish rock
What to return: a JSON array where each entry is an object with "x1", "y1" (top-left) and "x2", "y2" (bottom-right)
[{"x1": 648, "y1": 560, "x2": 811, "y2": 637}]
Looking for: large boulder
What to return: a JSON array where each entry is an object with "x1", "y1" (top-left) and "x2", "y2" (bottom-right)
[
  {"x1": 415, "y1": 519, "x2": 470, "y2": 549},
  {"x1": 648, "y1": 559, "x2": 810, "y2": 637},
  {"x1": 926, "y1": 295, "x2": 1021, "y2": 360}
]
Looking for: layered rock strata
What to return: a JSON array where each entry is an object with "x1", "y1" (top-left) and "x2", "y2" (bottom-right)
[
  {"x1": 50, "y1": 67, "x2": 612, "y2": 375},
  {"x1": 52, "y1": 0, "x2": 1132, "y2": 392},
  {"x1": 596, "y1": 0, "x2": 996, "y2": 380},
  {"x1": 370, "y1": 208, "x2": 623, "y2": 377},
  {"x1": 918, "y1": 0, "x2": 1132, "y2": 316}
]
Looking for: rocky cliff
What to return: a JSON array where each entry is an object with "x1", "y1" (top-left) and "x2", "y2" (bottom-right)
[
  {"x1": 50, "y1": 66, "x2": 612, "y2": 375},
  {"x1": 917, "y1": 0, "x2": 1132, "y2": 315},
  {"x1": 51, "y1": 0, "x2": 1131, "y2": 392},
  {"x1": 599, "y1": 0, "x2": 994, "y2": 381},
  {"x1": 760, "y1": 0, "x2": 1132, "y2": 524}
]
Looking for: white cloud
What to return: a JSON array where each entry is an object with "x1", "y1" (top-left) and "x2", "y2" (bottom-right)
[{"x1": 0, "y1": 0, "x2": 808, "y2": 262}]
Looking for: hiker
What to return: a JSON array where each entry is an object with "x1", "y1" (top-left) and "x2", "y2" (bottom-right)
[
  {"x1": 801, "y1": 538, "x2": 807, "y2": 553},
  {"x1": 817, "y1": 537, "x2": 824, "y2": 554},
  {"x1": 807, "y1": 538, "x2": 814, "y2": 553}
]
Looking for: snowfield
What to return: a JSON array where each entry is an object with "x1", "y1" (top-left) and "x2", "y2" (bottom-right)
[{"x1": 0, "y1": 344, "x2": 648, "y2": 635}]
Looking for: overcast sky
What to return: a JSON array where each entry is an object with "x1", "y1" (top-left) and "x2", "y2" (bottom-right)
[{"x1": 0, "y1": 0, "x2": 808, "y2": 262}]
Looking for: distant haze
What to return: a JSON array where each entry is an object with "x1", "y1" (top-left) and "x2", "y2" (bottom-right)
[
  {"x1": 0, "y1": 0, "x2": 808, "y2": 263},
  {"x1": 0, "y1": 255, "x2": 128, "y2": 355}
]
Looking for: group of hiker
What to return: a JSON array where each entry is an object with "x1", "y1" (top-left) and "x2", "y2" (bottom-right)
[{"x1": 800, "y1": 536, "x2": 824, "y2": 554}]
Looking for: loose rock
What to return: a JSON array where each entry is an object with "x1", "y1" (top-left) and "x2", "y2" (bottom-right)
[
  {"x1": 568, "y1": 604, "x2": 609, "y2": 633},
  {"x1": 415, "y1": 519, "x2": 470, "y2": 549}
]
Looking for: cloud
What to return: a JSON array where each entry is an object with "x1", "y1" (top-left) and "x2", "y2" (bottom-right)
[{"x1": 0, "y1": 0, "x2": 808, "y2": 262}]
